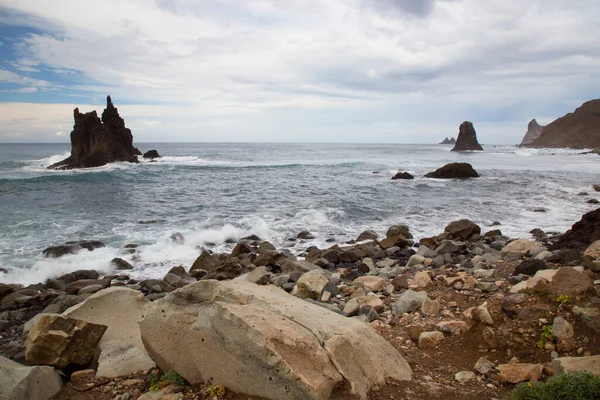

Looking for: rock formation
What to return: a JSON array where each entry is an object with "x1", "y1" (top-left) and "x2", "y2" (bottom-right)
[
  {"x1": 451, "y1": 121, "x2": 484, "y2": 151},
  {"x1": 526, "y1": 99, "x2": 600, "y2": 148},
  {"x1": 519, "y1": 119, "x2": 545, "y2": 146},
  {"x1": 391, "y1": 171, "x2": 414, "y2": 180},
  {"x1": 551, "y1": 208, "x2": 600, "y2": 251},
  {"x1": 439, "y1": 137, "x2": 456, "y2": 144},
  {"x1": 424, "y1": 163, "x2": 479, "y2": 179},
  {"x1": 142, "y1": 150, "x2": 160, "y2": 159},
  {"x1": 48, "y1": 96, "x2": 141, "y2": 170}
]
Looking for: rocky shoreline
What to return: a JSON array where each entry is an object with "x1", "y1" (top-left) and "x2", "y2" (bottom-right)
[{"x1": 2, "y1": 208, "x2": 600, "y2": 400}]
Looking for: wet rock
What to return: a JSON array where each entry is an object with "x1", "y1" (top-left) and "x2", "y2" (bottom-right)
[
  {"x1": 451, "y1": 121, "x2": 484, "y2": 151},
  {"x1": 297, "y1": 231, "x2": 315, "y2": 240},
  {"x1": 47, "y1": 96, "x2": 140, "y2": 170},
  {"x1": 0, "y1": 283, "x2": 15, "y2": 301},
  {"x1": 142, "y1": 149, "x2": 160, "y2": 159},
  {"x1": 66, "y1": 279, "x2": 110, "y2": 295},
  {"x1": 257, "y1": 241, "x2": 276, "y2": 253},
  {"x1": 111, "y1": 257, "x2": 134, "y2": 270},
  {"x1": 357, "y1": 230, "x2": 378, "y2": 241},
  {"x1": 202, "y1": 261, "x2": 244, "y2": 281},
  {"x1": 444, "y1": 219, "x2": 481, "y2": 240},
  {"x1": 392, "y1": 289, "x2": 428, "y2": 315},
  {"x1": 43, "y1": 240, "x2": 105, "y2": 258},
  {"x1": 0, "y1": 355, "x2": 63, "y2": 400},
  {"x1": 169, "y1": 232, "x2": 185, "y2": 245},
  {"x1": 43, "y1": 295, "x2": 85, "y2": 314},
  {"x1": 25, "y1": 315, "x2": 107, "y2": 368},
  {"x1": 386, "y1": 225, "x2": 412, "y2": 239},
  {"x1": 424, "y1": 162, "x2": 479, "y2": 179},
  {"x1": 391, "y1": 172, "x2": 414, "y2": 180},
  {"x1": 189, "y1": 251, "x2": 221, "y2": 274},
  {"x1": 231, "y1": 242, "x2": 252, "y2": 257}
]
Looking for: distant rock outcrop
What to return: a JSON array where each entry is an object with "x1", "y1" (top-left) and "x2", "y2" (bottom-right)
[
  {"x1": 451, "y1": 121, "x2": 484, "y2": 151},
  {"x1": 526, "y1": 99, "x2": 600, "y2": 148},
  {"x1": 439, "y1": 137, "x2": 456, "y2": 145},
  {"x1": 48, "y1": 96, "x2": 140, "y2": 170},
  {"x1": 391, "y1": 171, "x2": 414, "y2": 180},
  {"x1": 424, "y1": 163, "x2": 479, "y2": 179},
  {"x1": 143, "y1": 150, "x2": 160, "y2": 159},
  {"x1": 519, "y1": 119, "x2": 545, "y2": 146}
]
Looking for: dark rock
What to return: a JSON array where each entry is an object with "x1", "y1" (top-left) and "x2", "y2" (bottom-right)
[
  {"x1": 0, "y1": 284, "x2": 15, "y2": 302},
  {"x1": 44, "y1": 280, "x2": 67, "y2": 292},
  {"x1": 512, "y1": 259, "x2": 547, "y2": 276},
  {"x1": 111, "y1": 257, "x2": 134, "y2": 270},
  {"x1": 231, "y1": 242, "x2": 252, "y2": 257},
  {"x1": 357, "y1": 230, "x2": 378, "y2": 241},
  {"x1": 380, "y1": 235, "x2": 410, "y2": 250},
  {"x1": 519, "y1": 119, "x2": 545, "y2": 146},
  {"x1": 297, "y1": 231, "x2": 315, "y2": 240},
  {"x1": 257, "y1": 241, "x2": 276, "y2": 253},
  {"x1": 190, "y1": 251, "x2": 220, "y2": 273},
  {"x1": 551, "y1": 208, "x2": 600, "y2": 251},
  {"x1": 202, "y1": 261, "x2": 243, "y2": 280},
  {"x1": 587, "y1": 199, "x2": 599, "y2": 204},
  {"x1": 142, "y1": 149, "x2": 160, "y2": 159},
  {"x1": 392, "y1": 275, "x2": 409, "y2": 291},
  {"x1": 43, "y1": 295, "x2": 86, "y2": 314},
  {"x1": 451, "y1": 121, "x2": 484, "y2": 151},
  {"x1": 391, "y1": 172, "x2": 414, "y2": 180},
  {"x1": 43, "y1": 240, "x2": 105, "y2": 258},
  {"x1": 530, "y1": 228, "x2": 548, "y2": 241},
  {"x1": 66, "y1": 279, "x2": 110, "y2": 295},
  {"x1": 47, "y1": 96, "x2": 140, "y2": 170},
  {"x1": 56, "y1": 270, "x2": 100, "y2": 284},
  {"x1": 169, "y1": 232, "x2": 185, "y2": 245},
  {"x1": 424, "y1": 163, "x2": 479, "y2": 179},
  {"x1": 548, "y1": 249, "x2": 582, "y2": 264},
  {"x1": 439, "y1": 137, "x2": 456, "y2": 145},
  {"x1": 444, "y1": 219, "x2": 481, "y2": 241},
  {"x1": 386, "y1": 225, "x2": 412, "y2": 239},
  {"x1": 167, "y1": 266, "x2": 189, "y2": 279}
]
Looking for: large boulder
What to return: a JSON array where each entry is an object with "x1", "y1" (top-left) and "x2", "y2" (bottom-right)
[
  {"x1": 424, "y1": 163, "x2": 479, "y2": 179},
  {"x1": 551, "y1": 208, "x2": 600, "y2": 251},
  {"x1": 142, "y1": 149, "x2": 160, "y2": 159},
  {"x1": 552, "y1": 355, "x2": 600, "y2": 376},
  {"x1": 548, "y1": 267, "x2": 594, "y2": 300},
  {"x1": 519, "y1": 119, "x2": 545, "y2": 146},
  {"x1": 0, "y1": 355, "x2": 63, "y2": 400},
  {"x1": 63, "y1": 287, "x2": 155, "y2": 377},
  {"x1": 25, "y1": 315, "x2": 107, "y2": 369},
  {"x1": 500, "y1": 239, "x2": 545, "y2": 261},
  {"x1": 48, "y1": 96, "x2": 140, "y2": 170},
  {"x1": 140, "y1": 280, "x2": 412, "y2": 400},
  {"x1": 583, "y1": 239, "x2": 600, "y2": 271},
  {"x1": 43, "y1": 240, "x2": 105, "y2": 258},
  {"x1": 451, "y1": 121, "x2": 484, "y2": 151},
  {"x1": 444, "y1": 219, "x2": 481, "y2": 240}
]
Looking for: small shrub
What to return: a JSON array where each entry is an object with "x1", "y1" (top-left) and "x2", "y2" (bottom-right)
[
  {"x1": 536, "y1": 325, "x2": 553, "y2": 350},
  {"x1": 208, "y1": 384, "x2": 226, "y2": 398},
  {"x1": 556, "y1": 295, "x2": 573, "y2": 306},
  {"x1": 512, "y1": 371, "x2": 600, "y2": 400},
  {"x1": 147, "y1": 369, "x2": 187, "y2": 391}
]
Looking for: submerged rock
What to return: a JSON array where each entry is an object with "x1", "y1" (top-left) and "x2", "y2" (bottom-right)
[
  {"x1": 48, "y1": 96, "x2": 140, "y2": 170},
  {"x1": 424, "y1": 163, "x2": 479, "y2": 179},
  {"x1": 43, "y1": 240, "x2": 105, "y2": 258},
  {"x1": 451, "y1": 121, "x2": 484, "y2": 151}
]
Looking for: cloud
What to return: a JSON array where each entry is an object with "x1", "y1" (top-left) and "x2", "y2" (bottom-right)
[{"x1": 0, "y1": 0, "x2": 598, "y2": 143}]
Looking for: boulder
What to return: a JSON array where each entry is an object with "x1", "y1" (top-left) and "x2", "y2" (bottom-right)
[
  {"x1": 451, "y1": 121, "x2": 484, "y2": 151},
  {"x1": 292, "y1": 269, "x2": 330, "y2": 300},
  {"x1": 500, "y1": 239, "x2": 545, "y2": 261},
  {"x1": 234, "y1": 266, "x2": 271, "y2": 285},
  {"x1": 583, "y1": 240, "x2": 600, "y2": 271},
  {"x1": 356, "y1": 230, "x2": 378, "y2": 241},
  {"x1": 43, "y1": 240, "x2": 105, "y2": 258},
  {"x1": 386, "y1": 224, "x2": 412, "y2": 239},
  {"x1": 418, "y1": 331, "x2": 444, "y2": 349},
  {"x1": 497, "y1": 363, "x2": 543, "y2": 383},
  {"x1": 189, "y1": 251, "x2": 221, "y2": 273},
  {"x1": 48, "y1": 96, "x2": 140, "y2": 170},
  {"x1": 25, "y1": 315, "x2": 107, "y2": 368},
  {"x1": 551, "y1": 208, "x2": 600, "y2": 251},
  {"x1": 392, "y1": 290, "x2": 428, "y2": 315},
  {"x1": 519, "y1": 119, "x2": 545, "y2": 146},
  {"x1": 111, "y1": 257, "x2": 134, "y2": 270},
  {"x1": 281, "y1": 260, "x2": 321, "y2": 274},
  {"x1": 139, "y1": 280, "x2": 412, "y2": 400},
  {"x1": 444, "y1": 219, "x2": 481, "y2": 240},
  {"x1": 391, "y1": 172, "x2": 414, "y2": 180},
  {"x1": 552, "y1": 355, "x2": 600, "y2": 376},
  {"x1": 424, "y1": 163, "x2": 479, "y2": 179},
  {"x1": 379, "y1": 235, "x2": 410, "y2": 249},
  {"x1": 63, "y1": 287, "x2": 155, "y2": 378},
  {"x1": 572, "y1": 306, "x2": 600, "y2": 332},
  {"x1": 548, "y1": 267, "x2": 593, "y2": 300},
  {"x1": 0, "y1": 355, "x2": 63, "y2": 400},
  {"x1": 513, "y1": 259, "x2": 547, "y2": 276},
  {"x1": 343, "y1": 295, "x2": 384, "y2": 316},
  {"x1": 142, "y1": 149, "x2": 160, "y2": 159}
]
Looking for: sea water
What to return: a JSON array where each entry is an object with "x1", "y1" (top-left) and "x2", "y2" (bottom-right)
[{"x1": 0, "y1": 142, "x2": 598, "y2": 284}]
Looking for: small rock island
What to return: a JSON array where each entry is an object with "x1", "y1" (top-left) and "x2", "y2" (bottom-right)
[{"x1": 451, "y1": 121, "x2": 484, "y2": 151}]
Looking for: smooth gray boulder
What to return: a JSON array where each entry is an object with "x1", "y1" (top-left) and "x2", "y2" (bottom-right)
[
  {"x1": 140, "y1": 280, "x2": 412, "y2": 400},
  {"x1": 0, "y1": 355, "x2": 63, "y2": 400},
  {"x1": 392, "y1": 289, "x2": 428, "y2": 315},
  {"x1": 552, "y1": 355, "x2": 600, "y2": 376}
]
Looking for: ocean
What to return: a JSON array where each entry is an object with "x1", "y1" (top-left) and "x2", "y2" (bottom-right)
[{"x1": 0, "y1": 142, "x2": 598, "y2": 285}]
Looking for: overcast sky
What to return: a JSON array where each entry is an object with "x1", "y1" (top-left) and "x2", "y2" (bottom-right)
[{"x1": 0, "y1": 0, "x2": 598, "y2": 143}]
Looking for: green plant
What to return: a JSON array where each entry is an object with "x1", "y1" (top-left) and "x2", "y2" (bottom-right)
[
  {"x1": 148, "y1": 369, "x2": 187, "y2": 391},
  {"x1": 536, "y1": 325, "x2": 553, "y2": 350},
  {"x1": 148, "y1": 371, "x2": 161, "y2": 391},
  {"x1": 209, "y1": 384, "x2": 226, "y2": 398},
  {"x1": 512, "y1": 371, "x2": 600, "y2": 400},
  {"x1": 556, "y1": 295, "x2": 573, "y2": 305}
]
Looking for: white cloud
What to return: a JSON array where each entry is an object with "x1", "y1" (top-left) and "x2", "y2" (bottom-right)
[{"x1": 0, "y1": 0, "x2": 599, "y2": 143}]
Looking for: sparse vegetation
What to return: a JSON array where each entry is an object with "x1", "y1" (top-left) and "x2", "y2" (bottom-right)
[
  {"x1": 148, "y1": 369, "x2": 187, "y2": 391},
  {"x1": 512, "y1": 371, "x2": 600, "y2": 400},
  {"x1": 536, "y1": 325, "x2": 553, "y2": 350},
  {"x1": 208, "y1": 383, "x2": 226, "y2": 398},
  {"x1": 556, "y1": 295, "x2": 573, "y2": 306}
]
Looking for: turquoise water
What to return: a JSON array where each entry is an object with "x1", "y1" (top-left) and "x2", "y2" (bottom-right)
[{"x1": 0, "y1": 142, "x2": 598, "y2": 284}]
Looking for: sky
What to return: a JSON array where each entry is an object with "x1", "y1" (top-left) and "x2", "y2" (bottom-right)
[{"x1": 0, "y1": 0, "x2": 598, "y2": 144}]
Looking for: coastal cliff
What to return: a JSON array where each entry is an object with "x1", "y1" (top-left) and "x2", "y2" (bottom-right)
[
  {"x1": 519, "y1": 119, "x2": 545, "y2": 146},
  {"x1": 526, "y1": 99, "x2": 600, "y2": 148}
]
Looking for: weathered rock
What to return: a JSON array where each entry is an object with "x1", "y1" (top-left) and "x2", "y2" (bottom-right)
[
  {"x1": 500, "y1": 239, "x2": 545, "y2": 261},
  {"x1": 379, "y1": 235, "x2": 410, "y2": 249},
  {"x1": 455, "y1": 371, "x2": 476, "y2": 383},
  {"x1": 343, "y1": 295, "x2": 384, "y2": 316},
  {"x1": 356, "y1": 230, "x2": 378, "y2": 241},
  {"x1": 513, "y1": 259, "x2": 547, "y2": 276},
  {"x1": 202, "y1": 261, "x2": 244, "y2": 281},
  {"x1": 424, "y1": 163, "x2": 479, "y2": 179},
  {"x1": 140, "y1": 280, "x2": 412, "y2": 400},
  {"x1": 421, "y1": 298, "x2": 440, "y2": 316},
  {"x1": 234, "y1": 266, "x2": 271, "y2": 285},
  {"x1": 552, "y1": 208, "x2": 600, "y2": 251},
  {"x1": 444, "y1": 219, "x2": 481, "y2": 240},
  {"x1": 501, "y1": 293, "x2": 528, "y2": 319},
  {"x1": 552, "y1": 316, "x2": 575, "y2": 351},
  {"x1": 48, "y1": 96, "x2": 140, "y2": 170},
  {"x1": 353, "y1": 276, "x2": 386, "y2": 292},
  {"x1": 386, "y1": 224, "x2": 412, "y2": 239},
  {"x1": 497, "y1": 363, "x2": 543, "y2": 383},
  {"x1": 281, "y1": 260, "x2": 321, "y2": 274},
  {"x1": 451, "y1": 121, "x2": 484, "y2": 151},
  {"x1": 392, "y1": 290, "x2": 428, "y2": 315},
  {"x1": 473, "y1": 357, "x2": 495, "y2": 375},
  {"x1": 0, "y1": 355, "x2": 63, "y2": 400},
  {"x1": 66, "y1": 279, "x2": 110, "y2": 295},
  {"x1": 63, "y1": 287, "x2": 155, "y2": 377},
  {"x1": 418, "y1": 331, "x2": 444, "y2": 349},
  {"x1": 412, "y1": 271, "x2": 432, "y2": 288},
  {"x1": 25, "y1": 315, "x2": 107, "y2": 368},
  {"x1": 519, "y1": 119, "x2": 546, "y2": 146},
  {"x1": 111, "y1": 257, "x2": 134, "y2": 270},
  {"x1": 552, "y1": 355, "x2": 600, "y2": 376},
  {"x1": 142, "y1": 149, "x2": 160, "y2": 159},
  {"x1": 189, "y1": 251, "x2": 221, "y2": 273},
  {"x1": 292, "y1": 269, "x2": 330, "y2": 300},
  {"x1": 572, "y1": 306, "x2": 600, "y2": 332},
  {"x1": 548, "y1": 267, "x2": 594, "y2": 300},
  {"x1": 435, "y1": 240, "x2": 465, "y2": 254},
  {"x1": 583, "y1": 240, "x2": 600, "y2": 271},
  {"x1": 391, "y1": 172, "x2": 414, "y2": 180},
  {"x1": 43, "y1": 240, "x2": 105, "y2": 257}
]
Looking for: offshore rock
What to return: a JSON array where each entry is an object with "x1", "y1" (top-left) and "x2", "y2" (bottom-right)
[
  {"x1": 526, "y1": 99, "x2": 600, "y2": 148},
  {"x1": 43, "y1": 240, "x2": 105, "y2": 258},
  {"x1": 439, "y1": 137, "x2": 456, "y2": 144},
  {"x1": 140, "y1": 280, "x2": 411, "y2": 400},
  {"x1": 519, "y1": 119, "x2": 545, "y2": 146},
  {"x1": 451, "y1": 121, "x2": 483, "y2": 151},
  {"x1": 48, "y1": 96, "x2": 140, "y2": 170},
  {"x1": 424, "y1": 163, "x2": 479, "y2": 179},
  {"x1": 142, "y1": 149, "x2": 160, "y2": 159},
  {"x1": 391, "y1": 171, "x2": 414, "y2": 180}
]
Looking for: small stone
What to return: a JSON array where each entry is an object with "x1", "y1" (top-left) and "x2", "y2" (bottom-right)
[
  {"x1": 412, "y1": 271, "x2": 432, "y2": 288},
  {"x1": 455, "y1": 371, "x2": 476, "y2": 383},
  {"x1": 473, "y1": 357, "x2": 495, "y2": 375},
  {"x1": 418, "y1": 331, "x2": 444, "y2": 349},
  {"x1": 421, "y1": 298, "x2": 440, "y2": 316}
]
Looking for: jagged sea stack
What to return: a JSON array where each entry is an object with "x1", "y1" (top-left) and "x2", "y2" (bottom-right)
[
  {"x1": 451, "y1": 121, "x2": 483, "y2": 151},
  {"x1": 48, "y1": 96, "x2": 141, "y2": 170},
  {"x1": 519, "y1": 119, "x2": 545, "y2": 146}
]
